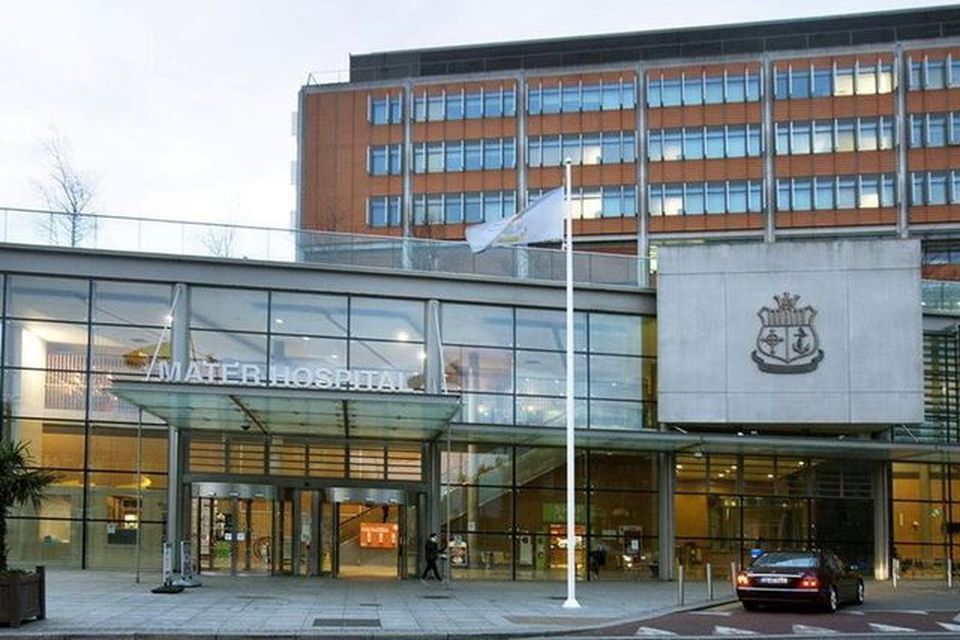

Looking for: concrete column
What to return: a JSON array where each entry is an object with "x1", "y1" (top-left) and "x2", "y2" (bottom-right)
[
  {"x1": 426, "y1": 441, "x2": 442, "y2": 536},
  {"x1": 402, "y1": 81, "x2": 414, "y2": 270},
  {"x1": 762, "y1": 56, "x2": 776, "y2": 244},
  {"x1": 895, "y1": 44, "x2": 909, "y2": 239},
  {"x1": 515, "y1": 73, "x2": 529, "y2": 280},
  {"x1": 425, "y1": 299, "x2": 443, "y2": 394},
  {"x1": 872, "y1": 461, "x2": 891, "y2": 580},
  {"x1": 166, "y1": 283, "x2": 190, "y2": 570},
  {"x1": 658, "y1": 451, "x2": 676, "y2": 580},
  {"x1": 636, "y1": 62, "x2": 650, "y2": 288}
]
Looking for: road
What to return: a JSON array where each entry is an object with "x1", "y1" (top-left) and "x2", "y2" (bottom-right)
[{"x1": 555, "y1": 581, "x2": 960, "y2": 639}]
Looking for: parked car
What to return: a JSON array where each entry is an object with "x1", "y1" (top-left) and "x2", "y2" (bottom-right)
[{"x1": 736, "y1": 550, "x2": 864, "y2": 612}]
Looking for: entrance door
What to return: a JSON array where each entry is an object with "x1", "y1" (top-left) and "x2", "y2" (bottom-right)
[
  {"x1": 193, "y1": 492, "x2": 276, "y2": 574},
  {"x1": 335, "y1": 503, "x2": 403, "y2": 578}
]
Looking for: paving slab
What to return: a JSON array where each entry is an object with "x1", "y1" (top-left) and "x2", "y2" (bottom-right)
[{"x1": 0, "y1": 569, "x2": 734, "y2": 638}]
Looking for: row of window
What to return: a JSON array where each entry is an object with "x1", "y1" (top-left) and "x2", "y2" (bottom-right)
[
  {"x1": 371, "y1": 54, "x2": 960, "y2": 126},
  {"x1": 528, "y1": 186, "x2": 638, "y2": 220},
  {"x1": 773, "y1": 62, "x2": 894, "y2": 99},
  {"x1": 776, "y1": 174, "x2": 896, "y2": 211},
  {"x1": 648, "y1": 125, "x2": 761, "y2": 162},
  {"x1": 646, "y1": 70, "x2": 760, "y2": 107},
  {"x1": 413, "y1": 191, "x2": 517, "y2": 226},
  {"x1": 368, "y1": 144, "x2": 402, "y2": 176},
  {"x1": 774, "y1": 117, "x2": 895, "y2": 155},
  {"x1": 413, "y1": 138, "x2": 516, "y2": 173},
  {"x1": 527, "y1": 79, "x2": 636, "y2": 114},
  {"x1": 649, "y1": 181, "x2": 763, "y2": 216},
  {"x1": 414, "y1": 87, "x2": 517, "y2": 122},
  {"x1": 910, "y1": 171, "x2": 960, "y2": 206},
  {"x1": 909, "y1": 112, "x2": 960, "y2": 148},
  {"x1": 528, "y1": 132, "x2": 636, "y2": 167},
  {"x1": 369, "y1": 94, "x2": 403, "y2": 125},
  {"x1": 908, "y1": 55, "x2": 960, "y2": 91}
]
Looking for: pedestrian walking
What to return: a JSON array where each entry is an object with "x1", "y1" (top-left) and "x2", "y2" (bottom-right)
[{"x1": 421, "y1": 532, "x2": 445, "y2": 582}]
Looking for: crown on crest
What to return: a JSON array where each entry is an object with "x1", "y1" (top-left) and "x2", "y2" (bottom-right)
[
  {"x1": 758, "y1": 292, "x2": 814, "y2": 327},
  {"x1": 773, "y1": 292, "x2": 800, "y2": 311}
]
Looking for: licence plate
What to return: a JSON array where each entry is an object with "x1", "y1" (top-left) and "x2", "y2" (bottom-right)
[{"x1": 760, "y1": 577, "x2": 789, "y2": 584}]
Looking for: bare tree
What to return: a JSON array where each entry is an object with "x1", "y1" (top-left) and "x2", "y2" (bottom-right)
[
  {"x1": 201, "y1": 226, "x2": 236, "y2": 257},
  {"x1": 34, "y1": 135, "x2": 97, "y2": 247}
]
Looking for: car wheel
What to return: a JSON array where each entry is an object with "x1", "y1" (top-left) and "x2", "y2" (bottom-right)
[
  {"x1": 825, "y1": 586, "x2": 839, "y2": 613},
  {"x1": 742, "y1": 601, "x2": 760, "y2": 612},
  {"x1": 855, "y1": 580, "x2": 865, "y2": 605}
]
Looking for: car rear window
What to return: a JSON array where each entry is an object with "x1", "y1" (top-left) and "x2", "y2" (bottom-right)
[{"x1": 752, "y1": 552, "x2": 819, "y2": 569}]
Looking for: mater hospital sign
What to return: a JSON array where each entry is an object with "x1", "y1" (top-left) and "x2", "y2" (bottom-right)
[{"x1": 145, "y1": 360, "x2": 412, "y2": 392}]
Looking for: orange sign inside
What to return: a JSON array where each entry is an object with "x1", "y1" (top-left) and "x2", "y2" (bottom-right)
[{"x1": 359, "y1": 522, "x2": 399, "y2": 549}]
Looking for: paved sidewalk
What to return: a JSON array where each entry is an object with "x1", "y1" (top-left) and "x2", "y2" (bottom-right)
[{"x1": 0, "y1": 569, "x2": 734, "y2": 638}]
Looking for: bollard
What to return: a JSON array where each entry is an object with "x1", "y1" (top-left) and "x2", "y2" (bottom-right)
[
  {"x1": 892, "y1": 557, "x2": 899, "y2": 589},
  {"x1": 677, "y1": 564, "x2": 685, "y2": 606},
  {"x1": 948, "y1": 558, "x2": 954, "y2": 589},
  {"x1": 706, "y1": 563, "x2": 714, "y2": 601},
  {"x1": 731, "y1": 561, "x2": 738, "y2": 589}
]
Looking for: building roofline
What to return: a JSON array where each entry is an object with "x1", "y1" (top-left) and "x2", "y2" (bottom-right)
[{"x1": 346, "y1": 4, "x2": 960, "y2": 82}]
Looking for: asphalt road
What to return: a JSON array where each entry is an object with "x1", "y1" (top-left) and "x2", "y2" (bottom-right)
[{"x1": 554, "y1": 581, "x2": 960, "y2": 639}]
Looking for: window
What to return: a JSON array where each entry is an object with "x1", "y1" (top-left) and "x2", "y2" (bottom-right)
[
  {"x1": 445, "y1": 142, "x2": 463, "y2": 172},
  {"x1": 856, "y1": 64, "x2": 878, "y2": 94},
  {"x1": 928, "y1": 59, "x2": 947, "y2": 90},
  {"x1": 837, "y1": 176, "x2": 856, "y2": 208},
  {"x1": 813, "y1": 121, "x2": 833, "y2": 153},
  {"x1": 834, "y1": 67, "x2": 854, "y2": 96},
  {"x1": 368, "y1": 145, "x2": 401, "y2": 176},
  {"x1": 661, "y1": 78, "x2": 682, "y2": 106},
  {"x1": 685, "y1": 183, "x2": 704, "y2": 214},
  {"x1": 791, "y1": 69, "x2": 810, "y2": 99},
  {"x1": 427, "y1": 142, "x2": 443, "y2": 173},
  {"x1": 836, "y1": 119, "x2": 856, "y2": 152},
  {"x1": 367, "y1": 196, "x2": 402, "y2": 227},
  {"x1": 792, "y1": 178, "x2": 813, "y2": 211},
  {"x1": 860, "y1": 175, "x2": 880, "y2": 208},
  {"x1": 706, "y1": 182, "x2": 725, "y2": 214},
  {"x1": 812, "y1": 68, "x2": 832, "y2": 97},
  {"x1": 465, "y1": 92, "x2": 483, "y2": 118},
  {"x1": 929, "y1": 114, "x2": 948, "y2": 147},
  {"x1": 683, "y1": 75, "x2": 703, "y2": 105},
  {"x1": 427, "y1": 94, "x2": 444, "y2": 121},
  {"x1": 705, "y1": 127, "x2": 725, "y2": 159},
  {"x1": 465, "y1": 140, "x2": 482, "y2": 171},
  {"x1": 683, "y1": 129, "x2": 703, "y2": 160},
  {"x1": 727, "y1": 127, "x2": 746, "y2": 157},
  {"x1": 446, "y1": 92, "x2": 464, "y2": 120},
  {"x1": 930, "y1": 172, "x2": 949, "y2": 205},
  {"x1": 859, "y1": 119, "x2": 879, "y2": 151},
  {"x1": 775, "y1": 123, "x2": 790, "y2": 155},
  {"x1": 728, "y1": 181, "x2": 748, "y2": 213},
  {"x1": 705, "y1": 76, "x2": 724, "y2": 104},
  {"x1": 369, "y1": 94, "x2": 401, "y2": 124},
  {"x1": 792, "y1": 122, "x2": 811, "y2": 154},
  {"x1": 815, "y1": 178, "x2": 835, "y2": 210}
]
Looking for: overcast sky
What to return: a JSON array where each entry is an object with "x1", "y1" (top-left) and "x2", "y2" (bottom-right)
[{"x1": 0, "y1": 0, "x2": 948, "y2": 229}]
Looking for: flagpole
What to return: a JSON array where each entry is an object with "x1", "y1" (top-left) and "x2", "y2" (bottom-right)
[{"x1": 562, "y1": 158, "x2": 580, "y2": 609}]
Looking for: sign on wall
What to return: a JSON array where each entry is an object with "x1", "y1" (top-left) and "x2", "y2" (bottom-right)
[
  {"x1": 359, "y1": 522, "x2": 398, "y2": 549},
  {"x1": 656, "y1": 239, "x2": 923, "y2": 425}
]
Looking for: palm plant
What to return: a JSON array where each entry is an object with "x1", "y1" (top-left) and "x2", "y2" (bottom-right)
[{"x1": 0, "y1": 441, "x2": 57, "y2": 573}]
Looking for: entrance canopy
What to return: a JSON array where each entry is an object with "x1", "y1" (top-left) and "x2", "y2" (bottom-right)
[{"x1": 111, "y1": 380, "x2": 461, "y2": 440}]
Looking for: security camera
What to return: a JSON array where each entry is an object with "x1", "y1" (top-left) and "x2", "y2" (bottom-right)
[{"x1": 241, "y1": 421, "x2": 251, "y2": 432}]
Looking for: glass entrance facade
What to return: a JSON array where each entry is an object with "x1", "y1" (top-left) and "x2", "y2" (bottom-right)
[{"x1": 0, "y1": 257, "x2": 957, "y2": 583}]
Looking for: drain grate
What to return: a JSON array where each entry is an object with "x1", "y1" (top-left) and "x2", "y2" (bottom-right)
[
  {"x1": 547, "y1": 596, "x2": 567, "y2": 600},
  {"x1": 421, "y1": 594, "x2": 451, "y2": 600},
  {"x1": 313, "y1": 618, "x2": 381, "y2": 628},
  {"x1": 358, "y1": 602, "x2": 380, "y2": 607}
]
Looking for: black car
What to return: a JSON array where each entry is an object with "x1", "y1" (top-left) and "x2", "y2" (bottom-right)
[{"x1": 736, "y1": 550, "x2": 865, "y2": 612}]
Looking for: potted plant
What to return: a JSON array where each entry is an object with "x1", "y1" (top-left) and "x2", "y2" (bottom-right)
[{"x1": 0, "y1": 441, "x2": 57, "y2": 628}]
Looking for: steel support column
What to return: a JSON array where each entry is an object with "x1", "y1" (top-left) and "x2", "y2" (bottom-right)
[
  {"x1": 873, "y1": 461, "x2": 891, "y2": 580},
  {"x1": 658, "y1": 451, "x2": 676, "y2": 580}
]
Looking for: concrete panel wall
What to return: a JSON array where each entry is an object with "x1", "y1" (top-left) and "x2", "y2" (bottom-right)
[{"x1": 657, "y1": 239, "x2": 923, "y2": 425}]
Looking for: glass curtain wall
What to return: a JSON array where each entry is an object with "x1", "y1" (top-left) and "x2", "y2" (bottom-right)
[
  {"x1": 892, "y1": 462, "x2": 959, "y2": 579},
  {"x1": 441, "y1": 303, "x2": 656, "y2": 430},
  {"x1": 441, "y1": 445, "x2": 658, "y2": 581},
  {"x1": 675, "y1": 453, "x2": 874, "y2": 579},
  {"x1": 2, "y1": 275, "x2": 171, "y2": 569}
]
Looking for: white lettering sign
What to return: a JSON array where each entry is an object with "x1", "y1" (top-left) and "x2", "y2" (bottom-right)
[{"x1": 145, "y1": 360, "x2": 412, "y2": 392}]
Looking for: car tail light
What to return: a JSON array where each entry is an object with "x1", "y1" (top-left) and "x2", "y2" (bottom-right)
[
  {"x1": 799, "y1": 573, "x2": 819, "y2": 588},
  {"x1": 736, "y1": 571, "x2": 750, "y2": 586}
]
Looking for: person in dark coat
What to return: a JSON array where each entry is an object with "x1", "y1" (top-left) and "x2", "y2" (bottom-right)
[{"x1": 421, "y1": 533, "x2": 445, "y2": 581}]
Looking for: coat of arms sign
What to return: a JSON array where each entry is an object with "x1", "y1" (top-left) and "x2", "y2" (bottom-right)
[{"x1": 751, "y1": 292, "x2": 824, "y2": 374}]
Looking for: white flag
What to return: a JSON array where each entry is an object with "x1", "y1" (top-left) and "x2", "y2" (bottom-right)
[{"x1": 465, "y1": 187, "x2": 565, "y2": 253}]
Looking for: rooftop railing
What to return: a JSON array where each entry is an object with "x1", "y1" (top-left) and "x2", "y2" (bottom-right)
[
  {"x1": 921, "y1": 279, "x2": 960, "y2": 315},
  {"x1": 0, "y1": 207, "x2": 649, "y2": 289}
]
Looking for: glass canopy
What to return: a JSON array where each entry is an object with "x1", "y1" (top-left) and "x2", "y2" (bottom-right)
[{"x1": 111, "y1": 380, "x2": 461, "y2": 440}]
